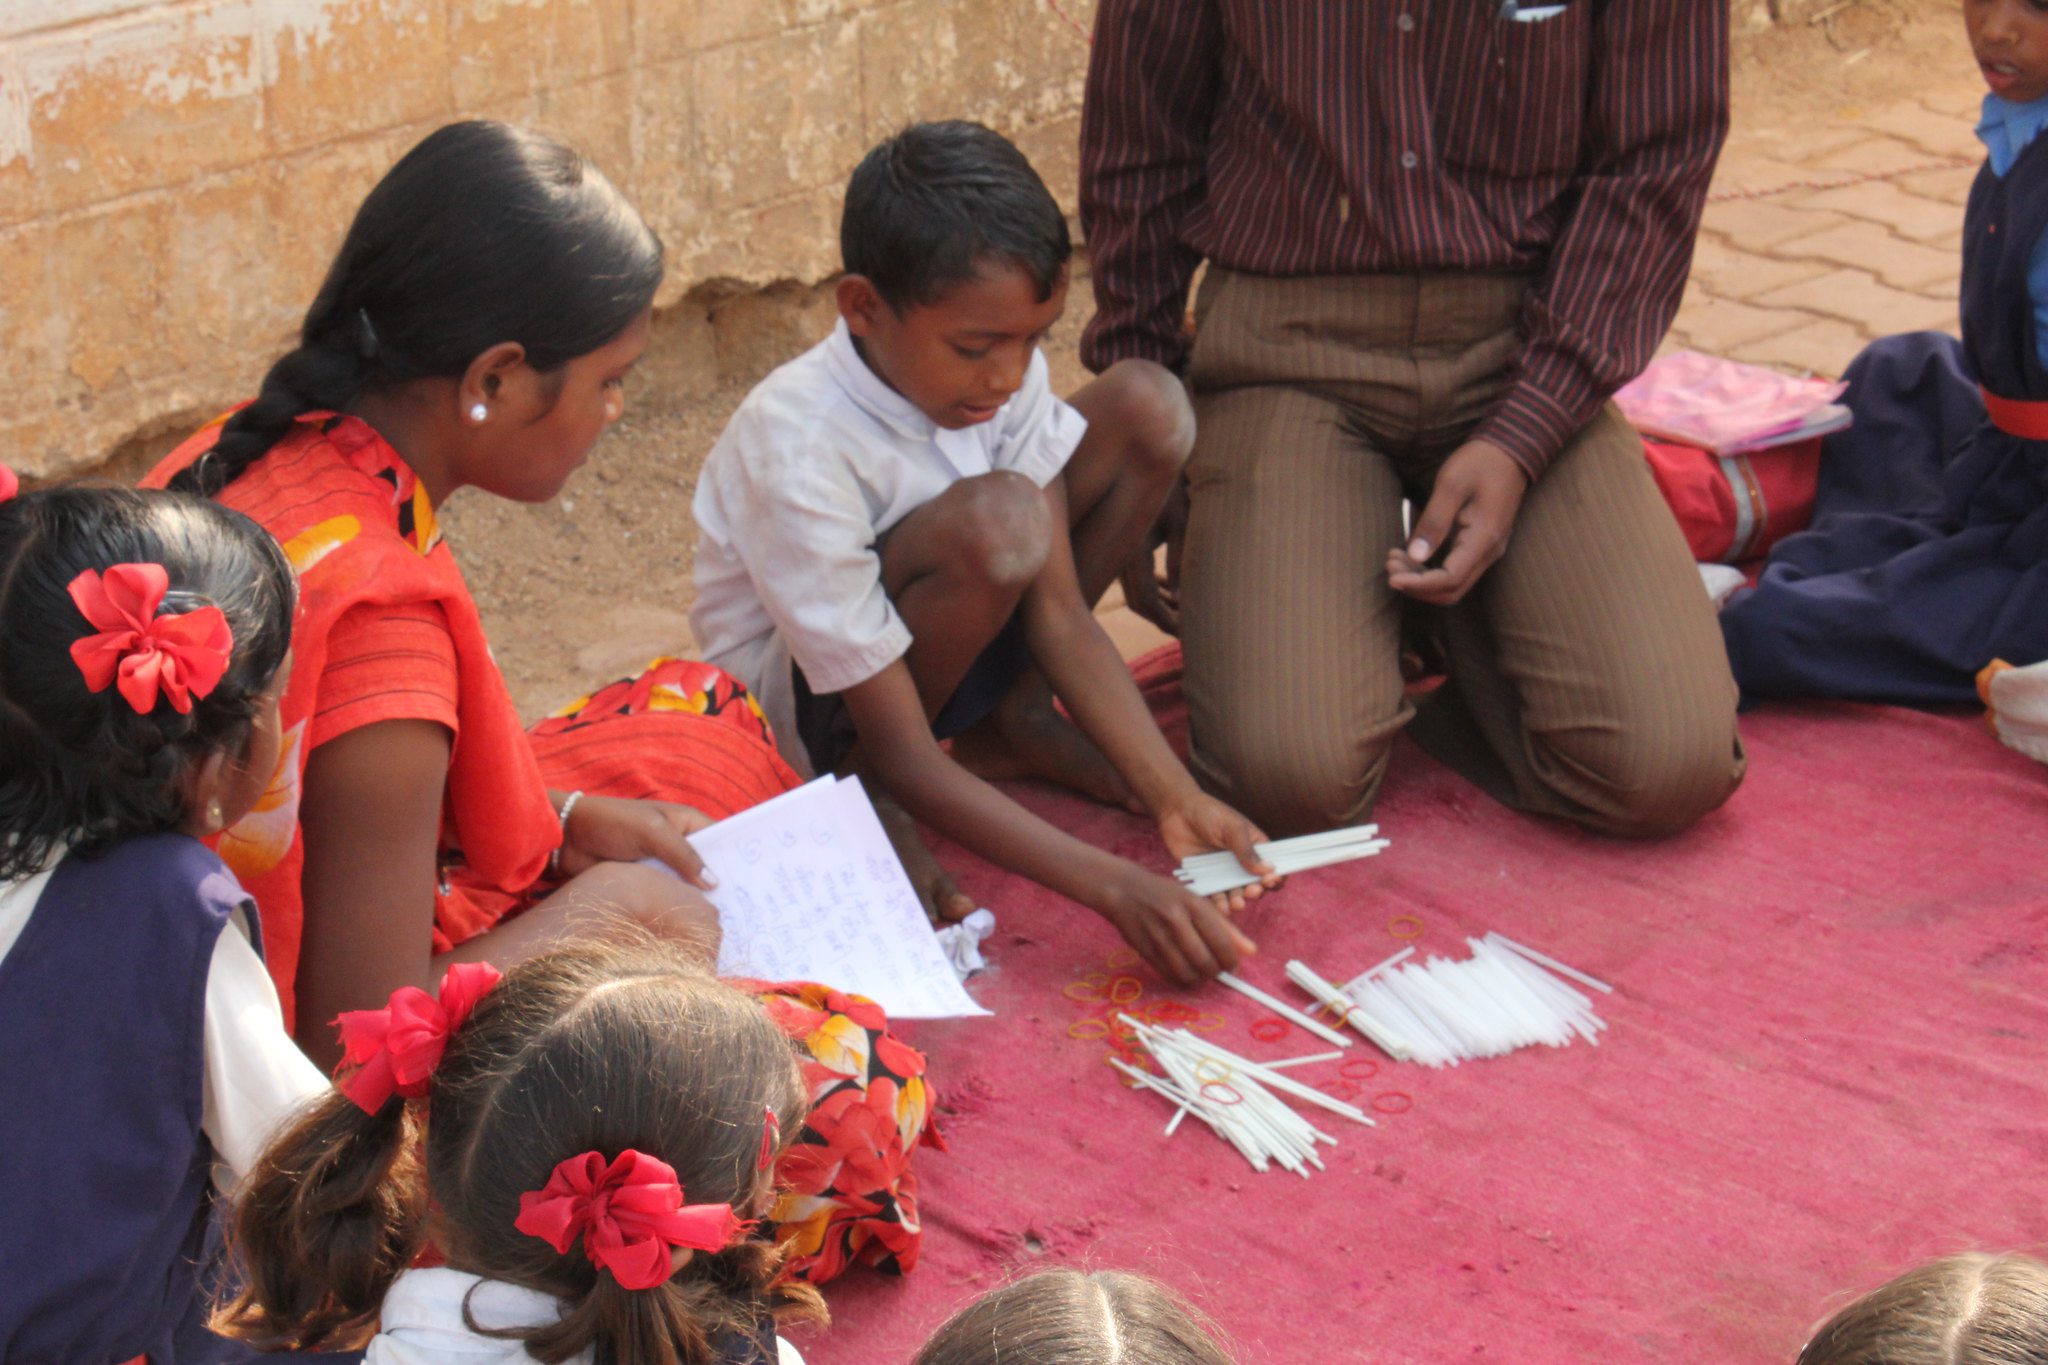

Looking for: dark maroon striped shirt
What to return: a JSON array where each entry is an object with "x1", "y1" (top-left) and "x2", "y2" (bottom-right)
[{"x1": 1078, "y1": 0, "x2": 1729, "y2": 479}]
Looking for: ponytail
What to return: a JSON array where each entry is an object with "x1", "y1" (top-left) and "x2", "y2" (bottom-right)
[
  {"x1": 172, "y1": 330, "x2": 374, "y2": 498},
  {"x1": 168, "y1": 119, "x2": 661, "y2": 502},
  {"x1": 489, "y1": 1238, "x2": 807, "y2": 1365},
  {"x1": 213, "y1": 1090, "x2": 423, "y2": 1351}
]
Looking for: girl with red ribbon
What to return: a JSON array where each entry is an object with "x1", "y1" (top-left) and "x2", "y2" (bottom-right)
[
  {"x1": 217, "y1": 935, "x2": 824, "y2": 1365},
  {"x1": 0, "y1": 481, "x2": 327, "y2": 1363}
]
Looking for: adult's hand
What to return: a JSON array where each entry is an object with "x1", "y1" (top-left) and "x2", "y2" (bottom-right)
[
  {"x1": 1386, "y1": 439, "x2": 1529, "y2": 606},
  {"x1": 556, "y1": 794, "x2": 717, "y2": 890}
]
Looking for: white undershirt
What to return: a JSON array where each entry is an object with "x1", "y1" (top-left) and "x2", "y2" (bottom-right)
[
  {"x1": 0, "y1": 848, "x2": 328, "y2": 1188},
  {"x1": 370, "y1": 1268, "x2": 808, "y2": 1365}
]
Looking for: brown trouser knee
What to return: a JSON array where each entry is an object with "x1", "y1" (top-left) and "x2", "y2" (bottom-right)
[{"x1": 1177, "y1": 270, "x2": 1745, "y2": 838}]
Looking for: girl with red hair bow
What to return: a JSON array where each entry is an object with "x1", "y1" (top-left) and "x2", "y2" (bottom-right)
[
  {"x1": 0, "y1": 481, "x2": 326, "y2": 1363},
  {"x1": 218, "y1": 935, "x2": 825, "y2": 1365}
]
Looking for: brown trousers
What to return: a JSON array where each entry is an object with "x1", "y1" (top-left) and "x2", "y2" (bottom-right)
[{"x1": 1178, "y1": 270, "x2": 1744, "y2": 837}]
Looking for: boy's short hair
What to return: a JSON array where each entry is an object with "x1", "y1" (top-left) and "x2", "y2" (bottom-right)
[{"x1": 841, "y1": 120, "x2": 1072, "y2": 313}]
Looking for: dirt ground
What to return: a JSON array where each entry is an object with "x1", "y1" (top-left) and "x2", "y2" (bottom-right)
[{"x1": 440, "y1": 0, "x2": 1971, "y2": 719}]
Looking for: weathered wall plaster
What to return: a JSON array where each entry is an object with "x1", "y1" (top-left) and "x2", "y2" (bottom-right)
[{"x1": 0, "y1": 0, "x2": 1096, "y2": 477}]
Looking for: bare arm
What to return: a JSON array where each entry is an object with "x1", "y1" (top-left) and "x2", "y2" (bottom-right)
[
  {"x1": 1022, "y1": 479, "x2": 1274, "y2": 908},
  {"x1": 294, "y1": 720, "x2": 719, "y2": 1068},
  {"x1": 294, "y1": 719, "x2": 454, "y2": 1067}
]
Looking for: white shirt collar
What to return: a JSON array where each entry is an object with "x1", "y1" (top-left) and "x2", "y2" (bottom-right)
[{"x1": 822, "y1": 320, "x2": 937, "y2": 445}]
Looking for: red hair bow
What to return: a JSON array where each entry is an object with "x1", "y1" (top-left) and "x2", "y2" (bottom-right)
[
  {"x1": 515, "y1": 1149, "x2": 752, "y2": 1291},
  {"x1": 66, "y1": 563, "x2": 234, "y2": 715},
  {"x1": 0, "y1": 465, "x2": 18, "y2": 502},
  {"x1": 332, "y1": 962, "x2": 502, "y2": 1112}
]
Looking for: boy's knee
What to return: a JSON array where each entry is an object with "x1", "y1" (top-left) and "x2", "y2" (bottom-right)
[
  {"x1": 1096, "y1": 358, "x2": 1196, "y2": 481},
  {"x1": 941, "y1": 471, "x2": 1053, "y2": 589}
]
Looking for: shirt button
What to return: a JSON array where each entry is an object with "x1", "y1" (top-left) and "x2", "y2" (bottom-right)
[
  {"x1": 1401, "y1": 150, "x2": 1419, "y2": 170},
  {"x1": 1397, "y1": 12, "x2": 1415, "y2": 31}
]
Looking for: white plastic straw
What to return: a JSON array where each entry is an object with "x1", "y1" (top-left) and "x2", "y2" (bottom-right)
[
  {"x1": 1175, "y1": 824, "x2": 1390, "y2": 896},
  {"x1": 1484, "y1": 931, "x2": 1614, "y2": 995},
  {"x1": 1216, "y1": 972, "x2": 1354, "y2": 1049},
  {"x1": 1288, "y1": 932, "x2": 1616, "y2": 1070},
  {"x1": 1285, "y1": 959, "x2": 1413, "y2": 1061}
]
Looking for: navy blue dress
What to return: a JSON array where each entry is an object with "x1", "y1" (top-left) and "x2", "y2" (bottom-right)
[
  {"x1": 1719, "y1": 133, "x2": 2048, "y2": 703},
  {"x1": 0, "y1": 834, "x2": 258, "y2": 1364}
]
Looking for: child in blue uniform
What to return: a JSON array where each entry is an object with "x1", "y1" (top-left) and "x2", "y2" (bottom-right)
[
  {"x1": 1720, "y1": 0, "x2": 2048, "y2": 702},
  {"x1": 0, "y1": 481, "x2": 324, "y2": 1363},
  {"x1": 214, "y1": 938, "x2": 821, "y2": 1365}
]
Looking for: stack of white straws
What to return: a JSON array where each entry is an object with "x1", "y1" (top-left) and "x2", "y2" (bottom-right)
[
  {"x1": 1175, "y1": 825, "x2": 1391, "y2": 897},
  {"x1": 1306, "y1": 932, "x2": 1613, "y2": 1068},
  {"x1": 1109, "y1": 1014, "x2": 1377, "y2": 1178}
]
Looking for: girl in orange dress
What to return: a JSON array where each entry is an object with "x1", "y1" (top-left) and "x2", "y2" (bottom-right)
[{"x1": 147, "y1": 121, "x2": 933, "y2": 1283}]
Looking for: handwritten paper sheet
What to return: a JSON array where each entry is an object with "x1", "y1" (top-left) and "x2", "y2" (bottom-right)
[{"x1": 693, "y1": 777, "x2": 991, "y2": 1019}]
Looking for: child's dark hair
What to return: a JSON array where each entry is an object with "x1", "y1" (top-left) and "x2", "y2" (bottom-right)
[
  {"x1": 217, "y1": 935, "x2": 823, "y2": 1363},
  {"x1": 0, "y1": 483, "x2": 295, "y2": 878},
  {"x1": 1797, "y1": 1253, "x2": 2048, "y2": 1365},
  {"x1": 170, "y1": 119, "x2": 663, "y2": 499},
  {"x1": 915, "y1": 1268, "x2": 1234, "y2": 1365},
  {"x1": 840, "y1": 119, "x2": 1072, "y2": 313}
]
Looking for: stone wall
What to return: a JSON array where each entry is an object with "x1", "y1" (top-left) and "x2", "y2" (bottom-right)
[{"x1": 0, "y1": 0, "x2": 1098, "y2": 478}]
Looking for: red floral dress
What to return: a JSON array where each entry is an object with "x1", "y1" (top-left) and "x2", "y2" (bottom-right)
[{"x1": 743, "y1": 981, "x2": 945, "y2": 1282}]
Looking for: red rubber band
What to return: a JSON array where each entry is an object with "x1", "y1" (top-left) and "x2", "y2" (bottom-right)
[
  {"x1": 1250, "y1": 1017, "x2": 1291, "y2": 1042},
  {"x1": 1318, "y1": 1079, "x2": 1362, "y2": 1101},
  {"x1": 1200, "y1": 1081, "x2": 1244, "y2": 1107},
  {"x1": 1371, "y1": 1091, "x2": 1415, "y2": 1115},
  {"x1": 1339, "y1": 1058, "x2": 1380, "y2": 1080}
]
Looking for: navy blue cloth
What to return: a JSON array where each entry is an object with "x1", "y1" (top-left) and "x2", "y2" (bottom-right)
[
  {"x1": 0, "y1": 834, "x2": 259, "y2": 1365},
  {"x1": 1719, "y1": 135, "x2": 2048, "y2": 703},
  {"x1": 791, "y1": 613, "x2": 1032, "y2": 776},
  {"x1": 1963, "y1": 123, "x2": 2048, "y2": 401}
]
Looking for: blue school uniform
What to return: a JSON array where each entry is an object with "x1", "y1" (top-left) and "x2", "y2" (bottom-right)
[
  {"x1": 0, "y1": 834, "x2": 257, "y2": 1364},
  {"x1": 1719, "y1": 95, "x2": 2048, "y2": 702}
]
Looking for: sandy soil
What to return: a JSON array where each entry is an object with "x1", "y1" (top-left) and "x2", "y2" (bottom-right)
[{"x1": 441, "y1": 0, "x2": 1967, "y2": 719}]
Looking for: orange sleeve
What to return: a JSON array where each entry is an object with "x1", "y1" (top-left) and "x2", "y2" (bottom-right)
[{"x1": 310, "y1": 601, "x2": 461, "y2": 750}]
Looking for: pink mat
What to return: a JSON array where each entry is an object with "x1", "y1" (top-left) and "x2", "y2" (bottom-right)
[{"x1": 795, "y1": 648, "x2": 2048, "y2": 1363}]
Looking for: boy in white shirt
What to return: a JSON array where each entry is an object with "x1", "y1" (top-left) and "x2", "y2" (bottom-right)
[{"x1": 693, "y1": 121, "x2": 1276, "y2": 986}]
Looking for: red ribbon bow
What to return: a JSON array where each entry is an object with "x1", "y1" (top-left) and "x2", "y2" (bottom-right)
[
  {"x1": 758, "y1": 1105, "x2": 779, "y2": 1172},
  {"x1": 515, "y1": 1149, "x2": 752, "y2": 1291},
  {"x1": 66, "y1": 563, "x2": 235, "y2": 715},
  {"x1": 0, "y1": 465, "x2": 18, "y2": 502},
  {"x1": 332, "y1": 962, "x2": 502, "y2": 1112}
]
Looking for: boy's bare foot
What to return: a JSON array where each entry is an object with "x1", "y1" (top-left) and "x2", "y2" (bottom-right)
[
  {"x1": 950, "y1": 676, "x2": 1145, "y2": 814},
  {"x1": 875, "y1": 791, "x2": 976, "y2": 924}
]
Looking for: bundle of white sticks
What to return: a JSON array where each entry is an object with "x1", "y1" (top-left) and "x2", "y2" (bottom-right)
[
  {"x1": 1175, "y1": 825, "x2": 1390, "y2": 897},
  {"x1": 1112, "y1": 1013, "x2": 1377, "y2": 1178},
  {"x1": 1289, "y1": 933, "x2": 1613, "y2": 1068}
]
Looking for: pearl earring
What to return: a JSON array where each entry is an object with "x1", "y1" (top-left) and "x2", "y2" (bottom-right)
[{"x1": 469, "y1": 403, "x2": 488, "y2": 423}]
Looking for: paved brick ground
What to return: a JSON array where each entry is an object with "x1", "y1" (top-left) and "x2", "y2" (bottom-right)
[
  {"x1": 1672, "y1": 81, "x2": 1981, "y2": 369},
  {"x1": 1095, "y1": 75, "x2": 1991, "y2": 657}
]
